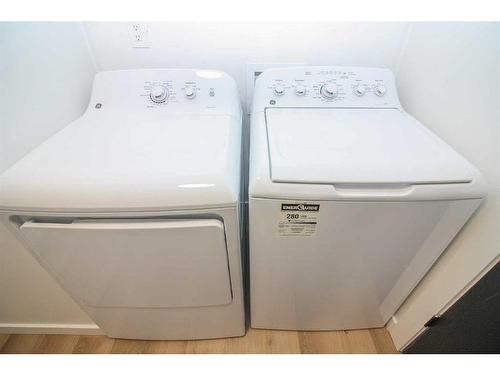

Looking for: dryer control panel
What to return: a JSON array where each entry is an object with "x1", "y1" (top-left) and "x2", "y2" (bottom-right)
[
  {"x1": 252, "y1": 66, "x2": 401, "y2": 112},
  {"x1": 87, "y1": 69, "x2": 241, "y2": 116}
]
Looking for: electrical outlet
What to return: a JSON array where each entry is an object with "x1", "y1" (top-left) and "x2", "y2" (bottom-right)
[{"x1": 130, "y1": 23, "x2": 150, "y2": 48}]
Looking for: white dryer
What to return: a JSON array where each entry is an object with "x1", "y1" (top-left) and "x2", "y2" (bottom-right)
[
  {"x1": 0, "y1": 69, "x2": 245, "y2": 340},
  {"x1": 249, "y1": 66, "x2": 487, "y2": 330}
]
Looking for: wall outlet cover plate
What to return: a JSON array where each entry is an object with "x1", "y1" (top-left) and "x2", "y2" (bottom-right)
[{"x1": 130, "y1": 23, "x2": 150, "y2": 49}]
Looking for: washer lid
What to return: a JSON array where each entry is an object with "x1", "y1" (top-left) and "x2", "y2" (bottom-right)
[
  {"x1": 0, "y1": 112, "x2": 241, "y2": 212},
  {"x1": 266, "y1": 108, "x2": 475, "y2": 186}
]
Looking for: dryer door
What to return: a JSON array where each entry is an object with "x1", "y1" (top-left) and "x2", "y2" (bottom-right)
[{"x1": 19, "y1": 218, "x2": 232, "y2": 308}]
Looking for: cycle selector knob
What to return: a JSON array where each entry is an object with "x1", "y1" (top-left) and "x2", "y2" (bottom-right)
[
  {"x1": 374, "y1": 84, "x2": 387, "y2": 97},
  {"x1": 295, "y1": 85, "x2": 306, "y2": 96},
  {"x1": 274, "y1": 85, "x2": 285, "y2": 96},
  {"x1": 353, "y1": 84, "x2": 367, "y2": 97},
  {"x1": 320, "y1": 83, "x2": 338, "y2": 99},
  {"x1": 150, "y1": 85, "x2": 168, "y2": 103},
  {"x1": 184, "y1": 86, "x2": 196, "y2": 99}
]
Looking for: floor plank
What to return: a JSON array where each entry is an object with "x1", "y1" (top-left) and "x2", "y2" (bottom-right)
[
  {"x1": 143, "y1": 340, "x2": 187, "y2": 354},
  {"x1": 110, "y1": 338, "x2": 148, "y2": 354},
  {"x1": 0, "y1": 335, "x2": 10, "y2": 351},
  {"x1": 231, "y1": 328, "x2": 301, "y2": 354},
  {"x1": 298, "y1": 331, "x2": 351, "y2": 354},
  {"x1": 35, "y1": 335, "x2": 80, "y2": 354},
  {"x1": 185, "y1": 337, "x2": 230, "y2": 354},
  {"x1": 369, "y1": 328, "x2": 399, "y2": 354},
  {"x1": 0, "y1": 328, "x2": 398, "y2": 354},
  {"x1": 73, "y1": 335, "x2": 115, "y2": 354},
  {"x1": 344, "y1": 329, "x2": 378, "y2": 353},
  {"x1": 1, "y1": 334, "x2": 45, "y2": 354}
]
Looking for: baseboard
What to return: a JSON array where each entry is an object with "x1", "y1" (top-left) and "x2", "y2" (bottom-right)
[{"x1": 0, "y1": 323, "x2": 104, "y2": 335}]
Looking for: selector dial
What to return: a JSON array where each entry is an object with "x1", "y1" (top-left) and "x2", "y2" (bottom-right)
[
  {"x1": 184, "y1": 86, "x2": 196, "y2": 99},
  {"x1": 150, "y1": 85, "x2": 168, "y2": 103},
  {"x1": 320, "y1": 83, "x2": 338, "y2": 99},
  {"x1": 374, "y1": 84, "x2": 387, "y2": 97},
  {"x1": 295, "y1": 84, "x2": 306, "y2": 96},
  {"x1": 274, "y1": 85, "x2": 285, "y2": 96},
  {"x1": 353, "y1": 84, "x2": 367, "y2": 97}
]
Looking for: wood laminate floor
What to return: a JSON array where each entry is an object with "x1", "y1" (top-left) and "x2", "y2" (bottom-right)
[{"x1": 0, "y1": 328, "x2": 398, "y2": 354}]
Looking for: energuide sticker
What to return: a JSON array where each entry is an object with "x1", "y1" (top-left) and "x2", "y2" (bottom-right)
[{"x1": 278, "y1": 203, "x2": 320, "y2": 236}]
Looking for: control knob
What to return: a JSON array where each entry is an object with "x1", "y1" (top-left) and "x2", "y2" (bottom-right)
[
  {"x1": 374, "y1": 84, "x2": 387, "y2": 97},
  {"x1": 295, "y1": 84, "x2": 306, "y2": 96},
  {"x1": 185, "y1": 86, "x2": 196, "y2": 99},
  {"x1": 150, "y1": 85, "x2": 168, "y2": 103},
  {"x1": 320, "y1": 83, "x2": 338, "y2": 99},
  {"x1": 353, "y1": 84, "x2": 367, "y2": 97},
  {"x1": 274, "y1": 85, "x2": 285, "y2": 96}
]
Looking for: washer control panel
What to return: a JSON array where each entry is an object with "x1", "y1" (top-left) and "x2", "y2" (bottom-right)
[
  {"x1": 88, "y1": 69, "x2": 240, "y2": 115},
  {"x1": 253, "y1": 66, "x2": 401, "y2": 112}
]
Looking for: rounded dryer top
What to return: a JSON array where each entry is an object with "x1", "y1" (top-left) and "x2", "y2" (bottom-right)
[{"x1": 0, "y1": 69, "x2": 243, "y2": 213}]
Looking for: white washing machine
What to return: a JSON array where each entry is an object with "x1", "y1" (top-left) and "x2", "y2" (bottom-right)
[
  {"x1": 0, "y1": 69, "x2": 245, "y2": 340},
  {"x1": 249, "y1": 66, "x2": 487, "y2": 331}
]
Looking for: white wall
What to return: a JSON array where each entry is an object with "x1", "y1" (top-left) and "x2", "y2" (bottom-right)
[
  {"x1": 0, "y1": 22, "x2": 98, "y2": 330},
  {"x1": 387, "y1": 22, "x2": 500, "y2": 349},
  {"x1": 0, "y1": 23, "x2": 97, "y2": 172}
]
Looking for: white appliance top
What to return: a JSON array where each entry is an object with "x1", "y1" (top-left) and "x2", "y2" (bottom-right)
[
  {"x1": 0, "y1": 69, "x2": 242, "y2": 213},
  {"x1": 266, "y1": 108, "x2": 474, "y2": 185},
  {"x1": 249, "y1": 66, "x2": 486, "y2": 201}
]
